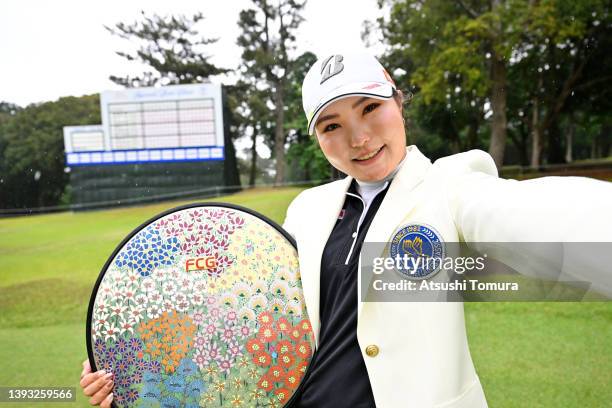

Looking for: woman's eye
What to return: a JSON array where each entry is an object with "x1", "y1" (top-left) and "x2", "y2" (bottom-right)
[
  {"x1": 363, "y1": 103, "x2": 380, "y2": 114},
  {"x1": 323, "y1": 123, "x2": 340, "y2": 133}
]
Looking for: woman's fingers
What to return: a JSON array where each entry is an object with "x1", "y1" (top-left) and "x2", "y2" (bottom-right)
[
  {"x1": 100, "y1": 393, "x2": 114, "y2": 408},
  {"x1": 82, "y1": 371, "x2": 112, "y2": 396},
  {"x1": 89, "y1": 379, "x2": 114, "y2": 406},
  {"x1": 79, "y1": 369, "x2": 103, "y2": 390},
  {"x1": 80, "y1": 360, "x2": 92, "y2": 379}
]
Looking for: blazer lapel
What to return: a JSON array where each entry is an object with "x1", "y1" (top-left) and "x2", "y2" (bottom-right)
[
  {"x1": 300, "y1": 175, "x2": 353, "y2": 347},
  {"x1": 358, "y1": 146, "x2": 432, "y2": 317}
]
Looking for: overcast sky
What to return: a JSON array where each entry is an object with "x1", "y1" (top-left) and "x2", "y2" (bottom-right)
[{"x1": 0, "y1": 0, "x2": 386, "y2": 107}]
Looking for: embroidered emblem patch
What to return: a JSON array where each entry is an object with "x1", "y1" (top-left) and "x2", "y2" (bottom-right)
[{"x1": 389, "y1": 223, "x2": 445, "y2": 279}]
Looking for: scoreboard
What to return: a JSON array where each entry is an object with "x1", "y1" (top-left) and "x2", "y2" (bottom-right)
[{"x1": 64, "y1": 83, "x2": 225, "y2": 166}]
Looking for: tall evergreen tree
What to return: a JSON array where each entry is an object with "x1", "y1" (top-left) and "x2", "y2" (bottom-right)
[
  {"x1": 105, "y1": 12, "x2": 228, "y2": 87},
  {"x1": 236, "y1": 0, "x2": 307, "y2": 184}
]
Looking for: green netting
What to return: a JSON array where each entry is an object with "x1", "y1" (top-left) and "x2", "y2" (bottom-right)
[{"x1": 70, "y1": 160, "x2": 238, "y2": 207}]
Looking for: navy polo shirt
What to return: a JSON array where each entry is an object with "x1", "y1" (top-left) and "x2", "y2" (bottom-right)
[{"x1": 293, "y1": 179, "x2": 390, "y2": 408}]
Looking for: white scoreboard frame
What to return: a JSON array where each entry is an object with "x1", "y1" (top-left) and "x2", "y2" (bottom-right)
[{"x1": 64, "y1": 83, "x2": 225, "y2": 166}]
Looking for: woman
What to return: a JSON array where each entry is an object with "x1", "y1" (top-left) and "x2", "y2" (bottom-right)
[{"x1": 80, "y1": 52, "x2": 611, "y2": 407}]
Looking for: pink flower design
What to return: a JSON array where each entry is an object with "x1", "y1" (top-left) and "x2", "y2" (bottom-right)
[
  {"x1": 220, "y1": 325, "x2": 236, "y2": 343},
  {"x1": 192, "y1": 311, "x2": 205, "y2": 324},
  {"x1": 155, "y1": 218, "x2": 169, "y2": 229},
  {"x1": 178, "y1": 221, "x2": 194, "y2": 232},
  {"x1": 226, "y1": 310, "x2": 237, "y2": 322},
  {"x1": 164, "y1": 226, "x2": 181, "y2": 237},
  {"x1": 216, "y1": 238, "x2": 230, "y2": 251},
  {"x1": 195, "y1": 335, "x2": 207, "y2": 349},
  {"x1": 193, "y1": 349, "x2": 207, "y2": 369},
  {"x1": 189, "y1": 210, "x2": 203, "y2": 223},
  {"x1": 232, "y1": 216, "x2": 245, "y2": 227},
  {"x1": 202, "y1": 322, "x2": 219, "y2": 341},
  {"x1": 227, "y1": 343, "x2": 243, "y2": 359},
  {"x1": 237, "y1": 325, "x2": 251, "y2": 339},
  {"x1": 167, "y1": 213, "x2": 181, "y2": 222},
  {"x1": 205, "y1": 342, "x2": 220, "y2": 361},
  {"x1": 218, "y1": 357, "x2": 233, "y2": 375},
  {"x1": 198, "y1": 223, "x2": 213, "y2": 234},
  {"x1": 195, "y1": 246, "x2": 212, "y2": 257}
]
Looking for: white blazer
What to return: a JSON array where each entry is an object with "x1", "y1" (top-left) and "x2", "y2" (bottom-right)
[{"x1": 282, "y1": 145, "x2": 612, "y2": 407}]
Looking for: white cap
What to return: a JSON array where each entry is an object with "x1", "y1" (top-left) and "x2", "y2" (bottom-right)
[{"x1": 302, "y1": 52, "x2": 396, "y2": 135}]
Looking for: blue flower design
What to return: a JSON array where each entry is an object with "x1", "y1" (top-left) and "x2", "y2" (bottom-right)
[
  {"x1": 101, "y1": 359, "x2": 114, "y2": 372},
  {"x1": 105, "y1": 346, "x2": 117, "y2": 362},
  {"x1": 160, "y1": 396, "x2": 180, "y2": 408},
  {"x1": 163, "y1": 374, "x2": 185, "y2": 393},
  {"x1": 129, "y1": 337, "x2": 143, "y2": 351},
  {"x1": 114, "y1": 227, "x2": 180, "y2": 276},
  {"x1": 124, "y1": 352, "x2": 135, "y2": 365},
  {"x1": 115, "y1": 338, "x2": 128, "y2": 353},
  {"x1": 94, "y1": 338, "x2": 106, "y2": 355},
  {"x1": 184, "y1": 401, "x2": 200, "y2": 408},
  {"x1": 142, "y1": 371, "x2": 160, "y2": 387},
  {"x1": 125, "y1": 388, "x2": 139, "y2": 403},
  {"x1": 186, "y1": 379, "x2": 206, "y2": 397},
  {"x1": 140, "y1": 383, "x2": 161, "y2": 401},
  {"x1": 147, "y1": 360, "x2": 161, "y2": 373},
  {"x1": 177, "y1": 359, "x2": 198, "y2": 377},
  {"x1": 117, "y1": 375, "x2": 132, "y2": 388}
]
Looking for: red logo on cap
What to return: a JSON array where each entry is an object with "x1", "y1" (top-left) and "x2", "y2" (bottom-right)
[
  {"x1": 362, "y1": 83, "x2": 382, "y2": 90},
  {"x1": 382, "y1": 69, "x2": 396, "y2": 86}
]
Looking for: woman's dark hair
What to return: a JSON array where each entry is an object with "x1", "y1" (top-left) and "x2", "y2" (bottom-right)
[{"x1": 392, "y1": 88, "x2": 413, "y2": 106}]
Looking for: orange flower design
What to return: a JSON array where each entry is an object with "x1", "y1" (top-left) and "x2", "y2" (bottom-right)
[
  {"x1": 257, "y1": 311, "x2": 274, "y2": 326},
  {"x1": 257, "y1": 325, "x2": 278, "y2": 343},
  {"x1": 298, "y1": 319, "x2": 312, "y2": 334},
  {"x1": 275, "y1": 317, "x2": 291, "y2": 334},
  {"x1": 278, "y1": 353, "x2": 294, "y2": 368},
  {"x1": 266, "y1": 365, "x2": 287, "y2": 382},
  {"x1": 252, "y1": 351, "x2": 272, "y2": 367},
  {"x1": 257, "y1": 375, "x2": 274, "y2": 392},
  {"x1": 138, "y1": 310, "x2": 195, "y2": 374},
  {"x1": 288, "y1": 327, "x2": 302, "y2": 342},
  {"x1": 246, "y1": 338, "x2": 265, "y2": 354},
  {"x1": 284, "y1": 369, "x2": 301, "y2": 389},
  {"x1": 274, "y1": 387, "x2": 291, "y2": 404},
  {"x1": 296, "y1": 360, "x2": 308, "y2": 375},
  {"x1": 275, "y1": 340, "x2": 293, "y2": 355},
  {"x1": 296, "y1": 341, "x2": 312, "y2": 359}
]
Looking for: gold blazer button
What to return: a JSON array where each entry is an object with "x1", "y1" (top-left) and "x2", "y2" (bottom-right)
[{"x1": 365, "y1": 344, "x2": 379, "y2": 357}]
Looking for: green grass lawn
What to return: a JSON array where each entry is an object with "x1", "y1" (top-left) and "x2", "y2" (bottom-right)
[{"x1": 0, "y1": 186, "x2": 610, "y2": 407}]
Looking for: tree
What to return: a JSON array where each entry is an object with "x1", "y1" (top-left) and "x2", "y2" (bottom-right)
[
  {"x1": 105, "y1": 11, "x2": 241, "y2": 187},
  {"x1": 284, "y1": 52, "x2": 333, "y2": 181},
  {"x1": 236, "y1": 0, "x2": 307, "y2": 185},
  {"x1": 376, "y1": 0, "x2": 513, "y2": 166},
  {"x1": 105, "y1": 12, "x2": 228, "y2": 87},
  {"x1": 374, "y1": 0, "x2": 611, "y2": 166},
  {"x1": 0, "y1": 102, "x2": 22, "y2": 201},
  {"x1": 375, "y1": 1, "x2": 494, "y2": 161},
  {"x1": 231, "y1": 78, "x2": 275, "y2": 186},
  {"x1": 0, "y1": 95, "x2": 100, "y2": 209}
]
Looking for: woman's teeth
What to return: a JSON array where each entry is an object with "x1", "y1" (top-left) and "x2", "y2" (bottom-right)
[{"x1": 356, "y1": 147, "x2": 381, "y2": 161}]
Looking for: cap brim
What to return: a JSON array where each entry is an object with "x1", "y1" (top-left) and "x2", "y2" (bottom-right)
[{"x1": 307, "y1": 82, "x2": 394, "y2": 135}]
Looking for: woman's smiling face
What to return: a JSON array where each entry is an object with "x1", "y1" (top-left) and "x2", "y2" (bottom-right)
[{"x1": 314, "y1": 95, "x2": 406, "y2": 182}]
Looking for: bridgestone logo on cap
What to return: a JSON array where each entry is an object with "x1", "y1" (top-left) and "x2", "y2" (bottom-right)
[{"x1": 320, "y1": 55, "x2": 344, "y2": 84}]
